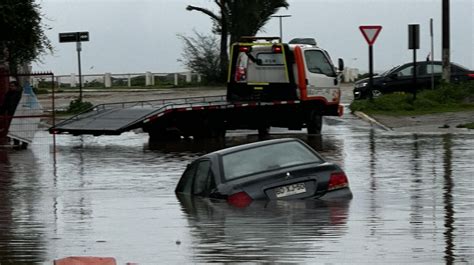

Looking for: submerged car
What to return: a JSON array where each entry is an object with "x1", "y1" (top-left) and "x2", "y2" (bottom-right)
[
  {"x1": 353, "y1": 61, "x2": 474, "y2": 99},
  {"x1": 175, "y1": 138, "x2": 352, "y2": 206}
]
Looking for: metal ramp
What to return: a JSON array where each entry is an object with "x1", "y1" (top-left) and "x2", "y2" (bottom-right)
[{"x1": 50, "y1": 95, "x2": 228, "y2": 135}]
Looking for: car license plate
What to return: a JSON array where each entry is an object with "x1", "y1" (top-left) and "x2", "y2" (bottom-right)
[{"x1": 275, "y1": 183, "x2": 306, "y2": 198}]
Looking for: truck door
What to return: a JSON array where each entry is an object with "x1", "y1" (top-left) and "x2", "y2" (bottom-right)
[{"x1": 302, "y1": 49, "x2": 339, "y2": 102}]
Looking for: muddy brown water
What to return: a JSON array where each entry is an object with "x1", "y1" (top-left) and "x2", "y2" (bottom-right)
[{"x1": 0, "y1": 110, "x2": 473, "y2": 264}]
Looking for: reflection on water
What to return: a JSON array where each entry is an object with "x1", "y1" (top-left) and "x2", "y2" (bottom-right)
[
  {"x1": 0, "y1": 130, "x2": 472, "y2": 263},
  {"x1": 0, "y1": 149, "x2": 46, "y2": 264},
  {"x1": 442, "y1": 134, "x2": 454, "y2": 264},
  {"x1": 177, "y1": 194, "x2": 350, "y2": 263}
]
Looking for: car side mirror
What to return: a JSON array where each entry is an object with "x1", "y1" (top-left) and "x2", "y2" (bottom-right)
[{"x1": 338, "y1": 58, "x2": 344, "y2": 72}]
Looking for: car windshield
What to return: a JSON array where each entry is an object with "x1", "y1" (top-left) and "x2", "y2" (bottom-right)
[
  {"x1": 222, "y1": 141, "x2": 323, "y2": 181},
  {"x1": 381, "y1": 65, "x2": 400, "y2": 76}
]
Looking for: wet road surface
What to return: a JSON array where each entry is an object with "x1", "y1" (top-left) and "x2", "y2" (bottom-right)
[{"x1": 0, "y1": 107, "x2": 473, "y2": 264}]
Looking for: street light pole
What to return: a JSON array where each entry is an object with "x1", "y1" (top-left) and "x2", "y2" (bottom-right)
[
  {"x1": 271, "y1": 15, "x2": 291, "y2": 42},
  {"x1": 76, "y1": 41, "x2": 83, "y2": 102}
]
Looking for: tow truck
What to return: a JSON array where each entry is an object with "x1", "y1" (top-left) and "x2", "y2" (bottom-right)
[{"x1": 50, "y1": 37, "x2": 344, "y2": 140}]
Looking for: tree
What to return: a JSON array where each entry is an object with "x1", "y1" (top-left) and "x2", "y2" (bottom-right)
[
  {"x1": 178, "y1": 31, "x2": 221, "y2": 84},
  {"x1": 186, "y1": 0, "x2": 228, "y2": 82},
  {"x1": 0, "y1": 0, "x2": 52, "y2": 73},
  {"x1": 227, "y1": 0, "x2": 289, "y2": 44},
  {"x1": 186, "y1": 0, "x2": 289, "y2": 81}
]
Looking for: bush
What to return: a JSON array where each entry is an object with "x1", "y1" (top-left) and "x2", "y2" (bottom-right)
[
  {"x1": 33, "y1": 87, "x2": 48, "y2": 94},
  {"x1": 66, "y1": 99, "x2": 93, "y2": 114},
  {"x1": 350, "y1": 82, "x2": 474, "y2": 115}
]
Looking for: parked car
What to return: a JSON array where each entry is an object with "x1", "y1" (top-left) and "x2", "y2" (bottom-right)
[
  {"x1": 353, "y1": 61, "x2": 474, "y2": 99},
  {"x1": 175, "y1": 138, "x2": 352, "y2": 206}
]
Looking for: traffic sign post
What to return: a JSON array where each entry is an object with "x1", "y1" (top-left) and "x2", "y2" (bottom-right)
[
  {"x1": 409, "y1": 24, "x2": 420, "y2": 100},
  {"x1": 59, "y1": 31, "x2": 89, "y2": 102},
  {"x1": 359, "y1": 25, "x2": 382, "y2": 100}
]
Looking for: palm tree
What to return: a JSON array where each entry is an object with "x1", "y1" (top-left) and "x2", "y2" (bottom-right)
[
  {"x1": 186, "y1": 0, "x2": 229, "y2": 81},
  {"x1": 186, "y1": 0, "x2": 289, "y2": 81},
  {"x1": 227, "y1": 0, "x2": 289, "y2": 44}
]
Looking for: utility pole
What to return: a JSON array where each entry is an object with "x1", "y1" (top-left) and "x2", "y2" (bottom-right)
[
  {"x1": 430, "y1": 18, "x2": 435, "y2": 90},
  {"x1": 76, "y1": 41, "x2": 83, "y2": 102},
  {"x1": 271, "y1": 15, "x2": 291, "y2": 42},
  {"x1": 442, "y1": 0, "x2": 450, "y2": 82}
]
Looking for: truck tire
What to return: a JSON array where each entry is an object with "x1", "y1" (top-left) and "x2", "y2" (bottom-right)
[
  {"x1": 258, "y1": 126, "x2": 270, "y2": 138},
  {"x1": 307, "y1": 114, "x2": 322, "y2": 135}
]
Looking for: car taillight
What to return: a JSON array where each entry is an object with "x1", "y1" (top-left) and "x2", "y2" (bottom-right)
[
  {"x1": 239, "y1": 46, "x2": 251, "y2": 53},
  {"x1": 272, "y1": 44, "x2": 282, "y2": 53},
  {"x1": 328, "y1": 172, "x2": 349, "y2": 191},
  {"x1": 235, "y1": 66, "x2": 246, "y2": 81},
  {"x1": 227, "y1": 191, "x2": 253, "y2": 208},
  {"x1": 468, "y1": 73, "x2": 474, "y2": 80}
]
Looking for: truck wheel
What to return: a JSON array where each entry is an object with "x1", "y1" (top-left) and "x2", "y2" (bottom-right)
[
  {"x1": 211, "y1": 127, "x2": 226, "y2": 138},
  {"x1": 307, "y1": 114, "x2": 322, "y2": 135},
  {"x1": 148, "y1": 127, "x2": 181, "y2": 141},
  {"x1": 258, "y1": 126, "x2": 270, "y2": 138}
]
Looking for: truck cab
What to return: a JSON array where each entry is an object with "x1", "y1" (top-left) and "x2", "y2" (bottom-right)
[{"x1": 227, "y1": 37, "x2": 344, "y2": 114}]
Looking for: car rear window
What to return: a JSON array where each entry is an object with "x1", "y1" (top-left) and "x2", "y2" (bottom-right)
[
  {"x1": 222, "y1": 141, "x2": 323, "y2": 181},
  {"x1": 233, "y1": 45, "x2": 289, "y2": 84}
]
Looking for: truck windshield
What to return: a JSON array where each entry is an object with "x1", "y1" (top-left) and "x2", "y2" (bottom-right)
[{"x1": 222, "y1": 141, "x2": 323, "y2": 181}]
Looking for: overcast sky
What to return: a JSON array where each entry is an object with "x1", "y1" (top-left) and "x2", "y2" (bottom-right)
[{"x1": 34, "y1": 0, "x2": 473, "y2": 75}]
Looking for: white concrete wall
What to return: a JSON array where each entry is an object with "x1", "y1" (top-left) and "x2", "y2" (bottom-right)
[{"x1": 44, "y1": 71, "x2": 202, "y2": 89}]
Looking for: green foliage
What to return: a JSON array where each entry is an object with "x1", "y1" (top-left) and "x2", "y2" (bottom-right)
[
  {"x1": 227, "y1": 0, "x2": 290, "y2": 43},
  {"x1": 0, "y1": 0, "x2": 52, "y2": 69},
  {"x1": 66, "y1": 99, "x2": 93, "y2": 114},
  {"x1": 350, "y1": 82, "x2": 474, "y2": 115},
  {"x1": 84, "y1": 80, "x2": 103, "y2": 88},
  {"x1": 421, "y1": 81, "x2": 474, "y2": 104},
  {"x1": 33, "y1": 86, "x2": 48, "y2": 94},
  {"x1": 456, "y1": 122, "x2": 474, "y2": 129}
]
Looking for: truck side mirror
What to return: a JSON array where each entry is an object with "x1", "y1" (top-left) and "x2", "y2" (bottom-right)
[{"x1": 338, "y1": 58, "x2": 344, "y2": 72}]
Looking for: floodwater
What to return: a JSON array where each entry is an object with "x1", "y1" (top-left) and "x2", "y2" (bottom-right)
[{"x1": 0, "y1": 113, "x2": 473, "y2": 264}]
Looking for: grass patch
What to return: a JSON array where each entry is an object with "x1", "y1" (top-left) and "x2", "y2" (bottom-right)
[
  {"x1": 350, "y1": 82, "x2": 474, "y2": 116},
  {"x1": 456, "y1": 122, "x2": 474, "y2": 129}
]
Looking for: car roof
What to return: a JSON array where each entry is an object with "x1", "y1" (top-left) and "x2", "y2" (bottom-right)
[
  {"x1": 398, "y1": 61, "x2": 469, "y2": 70},
  {"x1": 207, "y1": 138, "x2": 304, "y2": 157}
]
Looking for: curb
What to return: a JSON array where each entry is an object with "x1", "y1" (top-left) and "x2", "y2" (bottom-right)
[{"x1": 353, "y1": 111, "x2": 391, "y2": 131}]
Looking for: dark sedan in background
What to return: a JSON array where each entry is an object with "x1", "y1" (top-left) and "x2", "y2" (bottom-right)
[
  {"x1": 353, "y1": 61, "x2": 474, "y2": 99},
  {"x1": 175, "y1": 138, "x2": 352, "y2": 207}
]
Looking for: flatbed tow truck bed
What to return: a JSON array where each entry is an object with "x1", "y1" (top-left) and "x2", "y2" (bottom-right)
[
  {"x1": 50, "y1": 96, "x2": 228, "y2": 136},
  {"x1": 49, "y1": 95, "x2": 322, "y2": 139}
]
